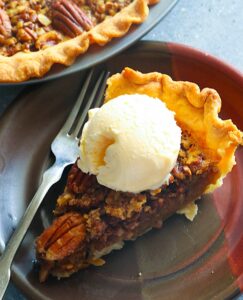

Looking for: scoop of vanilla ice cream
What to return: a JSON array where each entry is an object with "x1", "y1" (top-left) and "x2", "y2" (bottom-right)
[{"x1": 78, "y1": 94, "x2": 181, "y2": 193}]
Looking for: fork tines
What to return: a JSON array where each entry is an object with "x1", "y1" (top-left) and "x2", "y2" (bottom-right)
[{"x1": 67, "y1": 68, "x2": 110, "y2": 139}]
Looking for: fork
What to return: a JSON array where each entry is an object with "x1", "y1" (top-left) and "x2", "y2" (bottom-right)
[{"x1": 0, "y1": 68, "x2": 109, "y2": 299}]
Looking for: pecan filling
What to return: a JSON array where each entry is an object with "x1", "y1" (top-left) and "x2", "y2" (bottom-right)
[
  {"x1": 36, "y1": 131, "x2": 220, "y2": 282},
  {"x1": 0, "y1": 0, "x2": 133, "y2": 56}
]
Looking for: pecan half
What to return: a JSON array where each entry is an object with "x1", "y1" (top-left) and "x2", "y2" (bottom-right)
[
  {"x1": 51, "y1": 0, "x2": 93, "y2": 37},
  {"x1": 67, "y1": 163, "x2": 96, "y2": 194},
  {"x1": 0, "y1": 9, "x2": 12, "y2": 37},
  {"x1": 36, "y1": 212, "x2": 86, "y2": 261}
]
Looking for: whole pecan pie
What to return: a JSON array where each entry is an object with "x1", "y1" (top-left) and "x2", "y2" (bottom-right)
[
  {"x1": 35, "y1": 68, "x2": 242, "y2": 282},
  {"x1": 0, "y1": 0, "x2": 159, "y2": 82}
]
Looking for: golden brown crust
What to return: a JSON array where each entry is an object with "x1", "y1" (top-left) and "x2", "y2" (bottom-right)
[
  {"x1": 88, "y1": 0, "x2": 148, "y2": 45},
  {"x1": 105, "y1": 67, "x2": 243, "y2": 191},
  {"x1": 0, "y1": 0, "x2": 151, "y2": 82},
  {"x1": 147, "y1": 0, "x2": 160, "y2": 4}
]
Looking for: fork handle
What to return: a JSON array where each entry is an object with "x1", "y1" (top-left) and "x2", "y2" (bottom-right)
[{"x1": 0, "y1": 162, "x2": 67, "y2": 299}]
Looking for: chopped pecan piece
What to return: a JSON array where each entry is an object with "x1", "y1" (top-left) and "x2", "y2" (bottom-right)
[
  {"x1": 51, "y1": 0, "x2": 93, "y2": 37},
  {"x1": 17, "y1": 27, "x2": 37, "y2": 43},
  {"x1": 35, "y1": 30, "x2": 62, "y2": 49},
  {"x1": 0, "y1": 8, "x2": 12, "y2": 37}
]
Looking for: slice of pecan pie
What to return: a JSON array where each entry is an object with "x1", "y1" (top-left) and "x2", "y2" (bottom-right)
[
  {"x1": 36, "y1": 68, "x2": 242, "y2": 282},
  {"x1": 0, "y1": 0, "x2": 159, "y2": 82}
]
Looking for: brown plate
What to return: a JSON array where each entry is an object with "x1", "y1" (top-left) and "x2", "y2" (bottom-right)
[{"x1": 0, "y1": 41, "x2": 242, "y2": 300}]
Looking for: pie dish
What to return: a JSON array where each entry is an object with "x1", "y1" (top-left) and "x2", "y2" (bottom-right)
[
  {"x1": 0, "y1": 0, "x2": 159, "y2": 82},
  {"x1": 35, "y1": 67, "x2": 242, "y2": 282}
]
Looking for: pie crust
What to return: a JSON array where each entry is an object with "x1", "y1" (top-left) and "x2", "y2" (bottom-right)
[{"x1": 0, "y1": 0, "x2": 157, "y2": 82}]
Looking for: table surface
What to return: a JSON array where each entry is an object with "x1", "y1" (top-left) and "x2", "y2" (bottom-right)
[{"x1": 2, "y1": 0, "x2": 243, "y2": 299}]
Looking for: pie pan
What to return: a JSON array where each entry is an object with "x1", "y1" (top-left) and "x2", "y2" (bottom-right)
[
  {"x1": 0, "y1": 0, "x2": 178, "y2": 86},
  {"x1": 0, "y1": 41, "x2": 242, "y2": 299}
]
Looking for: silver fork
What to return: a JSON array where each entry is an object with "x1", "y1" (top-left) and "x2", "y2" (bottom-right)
[{"x1": 0, "y1": 68, "x2": 109, "y2": 299}]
